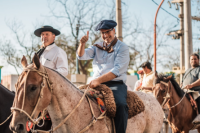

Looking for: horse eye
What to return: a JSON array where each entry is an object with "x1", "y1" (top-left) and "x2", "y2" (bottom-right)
[
  {"x1": 30, "y1": 86, "x2": 37, "y2": 91},
  {"x1": 162, "y1": 90, "x2": 166, "y2": 93}
]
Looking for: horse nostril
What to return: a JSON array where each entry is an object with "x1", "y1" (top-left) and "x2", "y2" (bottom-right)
[
  {"x1": 15, "y1": 124, "x2": 24, "y2": 131},
  {"x1": 9, "y1": 124, "x2": 15, "y2": 131}
]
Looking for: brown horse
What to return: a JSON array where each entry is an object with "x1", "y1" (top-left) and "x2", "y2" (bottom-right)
[
  {"x1": 153, "y1": 74, "x2": 200, "y2": 133},
  {"x1": 9, "y1": 54, "x2": 164, "y2": 133}
]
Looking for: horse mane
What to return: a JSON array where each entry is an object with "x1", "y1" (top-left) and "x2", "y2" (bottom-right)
[
  {"x1": 45, "y1": 67, "x2": 83, "y2": 93},
  {"x1": 21, "y1": 64, "x2": 83, "y2": 93},
  {"x1": 155, "y1": 74, "x2": 185, "y2": 98}
]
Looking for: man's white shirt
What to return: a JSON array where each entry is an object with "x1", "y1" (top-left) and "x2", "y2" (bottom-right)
[{"x1": 40, "y1": 43, "x2": 68, "y2": 77}]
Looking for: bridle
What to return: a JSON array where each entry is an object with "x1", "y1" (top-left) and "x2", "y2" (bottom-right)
[
  {"x1": 159, "y1": 81, "x2": 188, "y2": 109},
  {"x1": 11, "y1": 66, "x2": 52, "y2": 128},
  {"x1": 0, "y1": 67, "x2": 48, "y2": 127},
  {"x1": 11, "y1": 66, "x2": 106, "y2": 133},
  {"x1": 159, "y1": 81, "x2": 170, "y2": 108}
]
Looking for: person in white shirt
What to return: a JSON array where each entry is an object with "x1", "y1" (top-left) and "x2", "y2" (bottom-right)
[
  {"x1": 140, "y1": 61, "x2": 155, "y2": 92},
  {"x1": 34, "y1": 25, "x2": 68, "y2": 77}
]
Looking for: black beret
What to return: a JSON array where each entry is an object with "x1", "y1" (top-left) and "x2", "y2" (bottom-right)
[
  {"x1": 95, "y1": 20, "x2": 117, "y2": 31},
  {"x1": 34, "y1": 25, "x2": 60, "y2": 37}
]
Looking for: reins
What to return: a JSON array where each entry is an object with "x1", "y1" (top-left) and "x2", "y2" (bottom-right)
[
  {"x1": 160, "y1": 81, "x2": 188, "y2": 109},
  {"x1": 11, "y1": 66, "x2": 106, "y2": 133},
  {"x1": 0, "y1": 113, "x2": 13, "y2": 126}
]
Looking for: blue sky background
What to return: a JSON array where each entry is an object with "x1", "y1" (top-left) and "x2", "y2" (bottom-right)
[{"x1": 0, "y1": 0, "x2": 199, "y2": 77}]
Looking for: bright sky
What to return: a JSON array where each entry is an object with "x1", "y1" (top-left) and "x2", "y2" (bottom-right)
[{"x1": 0, "y1": 0, "x2": 199, "y2": 77}]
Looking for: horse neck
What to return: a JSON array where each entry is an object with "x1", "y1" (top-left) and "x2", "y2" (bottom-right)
[
  {"x1": 46, "y1": 69, "x2": 93, "y2": 132},
  {"x1": 167, "y1": 84, "x2": 188, "y2": 115},
  {"x1": 47, "y1": 69, "x2": 83, "y2": 115}
]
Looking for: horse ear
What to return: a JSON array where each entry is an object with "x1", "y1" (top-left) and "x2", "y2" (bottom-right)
[
  {"x1": 21, "y1": 55, "x2": 28, "y2": 69},
  {"x1": 32, "y1": 53, "x2": 40, "y2": 69},
  {"x1": 167, "y1": 75, "x2": 173, "y2": 80}
]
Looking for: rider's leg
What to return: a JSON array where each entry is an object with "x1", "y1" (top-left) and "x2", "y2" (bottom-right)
[
  {"x1": 192, "y1": 96, "x2": 200, "y2": 124},
  {"x1": 102, "y1": 81, "x2": 129, "y2": 133},
  {"x1": 113, "y1": 90, "x2": 128, "y2": 133},
  {"x1": 197, "y1": 97, "x2": 200, "y2": 114}
]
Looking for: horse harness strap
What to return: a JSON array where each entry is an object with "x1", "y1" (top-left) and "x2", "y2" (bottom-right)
[
  {"x1": 160, "y1": 81, "x2": 170, "y2": 107},
  {"x1": 0, "y1": 113, "x2": 13, "y2": 126},
  {"x1": 11, "y1": 67, "x2": 51, "y2": 127},
  {"x1": 78, "y1": 95, "x2": 106, "y2": 133},
  {"x1": 11, "y1": 66, "x2": 106, "y2": 133},
  {"x1": 29, "y1": 86, "x2": 106, "y2": 133},
  {"x1": 51, "y1": 86, "x2": 106, "y2": 133},
  {"x1": 160, "y1": 81, "x2": 188, "y2": 109}
]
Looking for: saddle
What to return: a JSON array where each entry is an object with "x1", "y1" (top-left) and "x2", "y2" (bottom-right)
[{"x1": 79, "y1": 84, "x2": 145, "y2": 119}]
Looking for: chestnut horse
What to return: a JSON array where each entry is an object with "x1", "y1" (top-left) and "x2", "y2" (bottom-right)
[
  {"x1": 153, "y1": 75, "x2": 200, "y2": 133},
  {"x1": 10, "y1": 54, "x2": 164, "y2": 133}
]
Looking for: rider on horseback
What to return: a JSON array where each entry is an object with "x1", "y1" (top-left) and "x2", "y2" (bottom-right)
[
  {"x1": 184, "y1": 53, "x2": 200, "y2": 124},
  {"x1": 34, "y1": 25, "x2": 68, "y2": 77},
  {"x1": 77, "y1": 20, "x2": 130, "y2": 133},
  {"x1": 139, "y1": 61, "x2": 156, "y2": 93},
  {"x1": 33, "y1": 26, "x2": 69, "y2": 131}
]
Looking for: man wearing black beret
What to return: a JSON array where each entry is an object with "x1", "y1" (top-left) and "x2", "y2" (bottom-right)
[
  {"x1": 34, "y1": 25, "x2": 68, "y2": 77},
  {"x1": 77, "y1": 20, "x2": 130, "y2": 133}
]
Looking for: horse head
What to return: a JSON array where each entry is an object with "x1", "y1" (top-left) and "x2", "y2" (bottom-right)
[
  {"x1": 153, "y1": 75, "x2": 173, "y2": 107},
  {"x1": 10, "y1": 54, "x2": 52, "y2": 133}
]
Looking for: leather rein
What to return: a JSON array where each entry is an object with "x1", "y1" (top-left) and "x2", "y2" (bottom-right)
[{"x1": 11, "y1": 66, "x2": 106, "y2": 133}]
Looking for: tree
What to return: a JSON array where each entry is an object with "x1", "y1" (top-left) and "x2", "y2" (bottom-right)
[
  {"x1": 0, "y1": 40, "x2": 21, "y2": 75},
  {"x1": 123, "y1": 17, "x2": 178, "y2": 71},
  {"x1": 0, "y1": 0, "x2": 179, "y2": 76},
  {"x1": 0, "y1": 20, "x2": 40, "y2": 75},
  {"x1": 47, "y1": 0, "x2": 116, "y2": 75}
]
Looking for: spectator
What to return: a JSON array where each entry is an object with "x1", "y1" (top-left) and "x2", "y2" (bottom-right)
[
  {"x1": 134, "y1": 70, "x2": 144, "y2": 91},
  {"x1": 140, "y1": 61, "x2": 156, "y2": 93}
]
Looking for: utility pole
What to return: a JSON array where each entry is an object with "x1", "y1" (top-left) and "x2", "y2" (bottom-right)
[
  {"x1": 116, "y1": 0, "x2": 123, "y2": 41},
  {"x1": 154, "y1": 0, "x2": 165, "y2": 72},
  {"x1": 0, "y1": 66, "x2": 3, "y2": 84},
  {"x1": 76, "y1": 23, "x2": 80, "y2": 74},
  {"x1": 179, "y1": 2, "x2": 185, "y2": 83},
  {"x1": 171, "y1": 0, "x2": 185, "y2": 83},
  {"x1": 166, "y1": 0, "x2": 185, "y2": 83},
  {"x1": 71, "y1": 23, "x2": 86, "y2": 87},
  {"x1": 184, "y1": 0, "x2": 193, "y2": 70}
]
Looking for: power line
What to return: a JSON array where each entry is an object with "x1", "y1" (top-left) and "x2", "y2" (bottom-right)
[{"x1": 152, "y1": 0, "x2": 180, "y2": 21}]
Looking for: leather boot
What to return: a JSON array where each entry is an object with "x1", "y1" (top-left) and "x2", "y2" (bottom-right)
[{"x1": 193, "y1": 97, "x2": 200, "y2": 124}]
